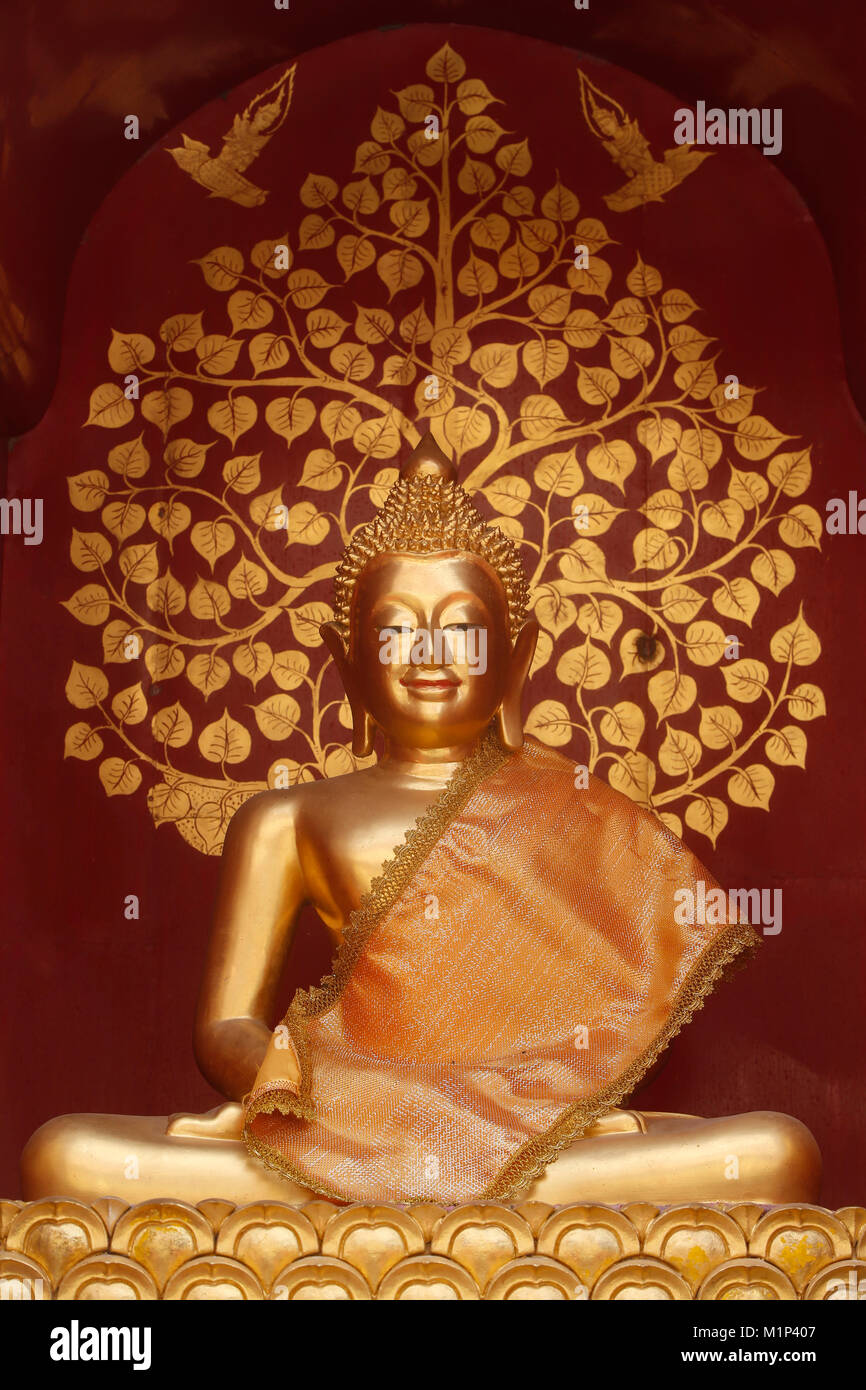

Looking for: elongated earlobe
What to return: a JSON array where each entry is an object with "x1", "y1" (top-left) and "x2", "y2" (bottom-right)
[
  {"x1": 496, "y1": 619, "x2": 539, "y2": 752},
  {"x1": 321, "y1": 621, "x2": 376, "y2": 757}
]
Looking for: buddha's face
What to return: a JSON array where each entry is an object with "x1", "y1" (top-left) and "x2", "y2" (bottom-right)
[{"x1": 349, "y1": 550, "x2": 513, "y2": 751}]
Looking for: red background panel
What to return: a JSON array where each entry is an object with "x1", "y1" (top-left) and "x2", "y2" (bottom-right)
[{"x1": 1, "y1": 22, "x2": 864, "y2": 1203}]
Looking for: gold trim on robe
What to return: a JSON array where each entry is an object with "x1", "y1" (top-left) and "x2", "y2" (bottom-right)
[{"x1": 243, "y1": 732, "x2": 759, "y2": 1203}]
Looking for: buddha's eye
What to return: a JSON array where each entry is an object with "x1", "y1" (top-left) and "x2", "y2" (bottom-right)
[{"x1": 378, "y1": 625, "x2": 414, "y2": 636}]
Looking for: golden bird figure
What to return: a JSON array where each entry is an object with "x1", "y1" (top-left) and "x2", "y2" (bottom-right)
[
  {"x1": 578, "y1": 69, "x2": 710, "y2": 214},
  {"x1": 167, "y1": 64, "x2": 297, "y2": 208}
]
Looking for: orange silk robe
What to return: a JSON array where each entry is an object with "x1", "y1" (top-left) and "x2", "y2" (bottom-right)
[{"x1": 243, "y1": 733, "x2": 758, "y2": 1203}]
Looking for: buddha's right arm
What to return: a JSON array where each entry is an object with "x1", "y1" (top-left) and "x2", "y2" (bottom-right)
[{"x1": 193, "y1": 790, "x2": 305, "y2": 1100}]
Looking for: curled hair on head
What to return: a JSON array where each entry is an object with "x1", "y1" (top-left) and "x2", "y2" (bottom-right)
[{"x1": 331, "y1": 433, "x2": 530, "y2": 645}]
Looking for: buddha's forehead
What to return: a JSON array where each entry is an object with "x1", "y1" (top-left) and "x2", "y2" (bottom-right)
[{"x1": 353, "y1": 550, "x2": 508, "y2": 617}]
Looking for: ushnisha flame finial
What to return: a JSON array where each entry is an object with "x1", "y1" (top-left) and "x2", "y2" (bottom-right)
[{"x1": 399, "y1": 430, "x2": 459, "y2": 483}]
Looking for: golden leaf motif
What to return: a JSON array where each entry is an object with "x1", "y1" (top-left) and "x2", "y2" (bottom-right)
[
  {"x1": 196, "y1": 334, "x2": 243, "y2": 374},
  {"x1": 525, "y1": 699, "x2": 572, "y2": 746},
  {"x1": 660, "y1": 289, "x2": 699, "y2": 323},
  {"x1": 148, "y1": 498, "x2": 191, "y2": 543},
  {"x1": 208, "y1": 394, "x2": 257, "y2": 445},
  {"x1": 626, "y1": 255, "x2": 662, "y2": 297},
  {"x1": 227, "y1": 557, "x2": 268, "y2": 599},
  {"x1": 533, "y1": 590, "x2": 577, "y2": 638},
  {"x1": 648, "y1": 670, "x2": 697, "y2": 722},
  {"x1": 141, "y1": 387, "x2": 193, "y2": 435},
  {"x1": 146, "y1": 570, "x2": 186, "y2": 618},
  {"x1": 534, "y1": 451, "x2": 582, "y2": 496},
  {"x1": 63, "y1": 584, "x2": 111, "y2": 625},
  {"x1": 778, "y1": 505, "x2": 822, "y2": 550},
  {"x1": 608, "y1": 751, "x2": 655, "y2": 804},
  {"x1": 563, "y1": 309, "x2": 602, "y2": 349},
  {"x1": 444, "y1": 406, "x2": 492, "y2": 453},
  {"x1": 111, "y1": 681, "x2": 148, "y2": 726},
  {"x1": 196, "y1": 246, "x2": 244, "y2": 290},
  {"x1": 456, "y1": 77, "x2": 496, "y2": 115},
  {"x1": 377, "y1": 248, "x2": 424, "y2": 297},
  {"x1": 99, "y1": 758, "x2": 142, "y2": 796},
  {"x1": 69, "y1": 469, "x2": 111, "y2": 511},
  {"x1": 152, "y1": 703, "x2": 193, "y2": 747},
  {"x1": 728, "y1": 764, "x2": 775, "y2": 811},
  {"x1": 587, "y1": 439, "x2": 635, "y2": 493},
  {"x1": 702, "y1": 497, "x2": 745, "y2": 541},
  {"x1": 633, "y1": 526, "x2": 678, "y2": 572},
  {"x1": 482, "y1": 475, "x2": 531, "y2": 517},
  {"x1": 766, "y1": 725, "x2": 807, "y2": 768},
  {"x1": 698, "y1": 704, "x2": 743, "y2": 750},
  {"x1": 186, "y1": 652, "x2": 231, "y2": 698},
  {"x1": 223, "y1": 454, "x2": 262, "y2": 494},
  {"x1": 555, "y1": 641, "x2": 611, "y2": 690},
  {"x1": 571, "y1": 494, "x2": 624, "y2": 542},
  {"x1": 426, "y1": 41, "x2": 466, "y2": 83},
  {"x1": 161, "y1": 312, "x2": 204, "y2": 350},
  {"x1": 321, "y1": 401, "x2": 363, "y2": 442},
  {"x1": 265, "y1": 396, "x2": 315, "y2": 445},
  {"x1": 637, "y1": 416, "x2": 681, "y2": 462},
  {"x1": 722, "y1": 659, "x2": 769, "y2": 703},
  {"x1": 734, "y1": 415, "x2": 793, "y2": 461},
  {"x1": 71, "y1": 530, "x2": 112, "y2": 572},
  {"x1": 599, "y1": 701, "x2": 644, "y2": 750},
  {"x1": 684, "y1": 797, "x2": 728, "y2": 848},
  {"x1": 469, "y1": 342, "x2": 519, "y2": 388},
  {"x1": 189, "y1": 577, "x2": 231, "y2": 621},
  {"x1": 712, "y1": 576, "x2": 759, "y2": 626},
  {"x1": 283, "y1": 503, "x2": 329, "y2": 547},
  {"x1": 300, "y1": 449, "x2": 342, "y2": 491},
  {"x1": 198, "y1": 709, "x2": 251, "y2": 764},
  {"x1": 164, "y1": 438, "x2": 211, "y2": 477},
  {"x1": 252, "y1": 693, "x2": 302, "y2": 739},
  {"x1": 751, "y1": 548, "x2": 795, "y2": 595},
  {"x1": 64, "y1": 723, "x2": 104, "y2": 761},
  {"x1": 288, "y1": 602, "x2": 332, "y2": 647},
  {"x1": 300, "y1": 173, "x2": 339, "y2": 208},
  {"x1": 769, "y1": 609, "x2": 821, "y2": 666},
  {"x1": 659, "y1": 726, "x2": 702, "y2": 777},
  {"x1": 145, "y1": 644, "x2": 185, "y2": 681},
  {"x1": 108, "y1": 435, "x2": 149, "y2": 479},
  {"x1": 577, "y1": 365, "x2": 619, "y2": 407},
  {"x1": 65, "y1": 661, "x2": 109, "y2": 708},
  {"x1": 576, "y1": 598, "x2": 622, "y2": 644},
  {"x1": 658, "y1": 584, "x2": 705, "y2": 624},
  {"x1": 191, "y1": 519, "x2": 235, "y2": 570},
  {"x1": 641, "y1": 489, "x2": 686, "y2": 531},
  {"x1": 559, "y1": 541, "x2": 608, "y2": 584},
  {"x1": 271, "y1": 650, "x2": 310, "y2": 690},
  {"x1": 233, "y1": 640, "x2": 273, "y2": 687},
  {"x1": 683, "y1": 621, "x2": 727, "y2": 666},
  {"x1": 606, "y1": 297, "x2": 647, "y2": 335},
  {"x1": 786, "y1": 683, "x2": 825, "y2": 721},
  {"x1": 86, "y1": 384, "x2": 134, "y2": 429}
]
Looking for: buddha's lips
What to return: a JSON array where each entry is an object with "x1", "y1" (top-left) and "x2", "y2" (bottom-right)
[{"x1": 401, "y1": 673, "x2": 461, "y2": 691}]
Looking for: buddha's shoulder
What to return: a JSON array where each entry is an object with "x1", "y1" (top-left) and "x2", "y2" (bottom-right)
[{"x1": 226, "y1": 766, "x2": 374, "y2": 836}]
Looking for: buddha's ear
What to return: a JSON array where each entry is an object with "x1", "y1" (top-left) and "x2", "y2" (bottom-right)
[
  {"x1": 320, "y1": 622, "x2": 375, "y2": 758},
  {"x1": 496, "y1": 618, "x2": 539, "y2": 751}
]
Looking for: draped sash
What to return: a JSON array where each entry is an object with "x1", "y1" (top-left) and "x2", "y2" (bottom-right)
[{"x1": 243, "y1": 732, "x2": 758, "y2": 1203}]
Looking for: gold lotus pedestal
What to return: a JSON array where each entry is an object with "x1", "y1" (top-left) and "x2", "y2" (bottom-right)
[{"x1": 1, "y1": 1198, "x2": 863, "y2": 1300}]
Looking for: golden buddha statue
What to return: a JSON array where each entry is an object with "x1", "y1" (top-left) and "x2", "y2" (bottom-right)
[{"x1": 21, "y1": 433, "x2": 821, "y2": 1208}]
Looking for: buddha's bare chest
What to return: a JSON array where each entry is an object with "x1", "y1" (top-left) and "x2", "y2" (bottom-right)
[{"x1": 295, "y1": 780, "x2": 443, "y2": 935}]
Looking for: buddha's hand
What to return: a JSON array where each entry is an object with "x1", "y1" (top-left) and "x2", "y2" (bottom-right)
[{"x1": 165, "y1": 1102, "x2": 245, "y2": 1140}]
